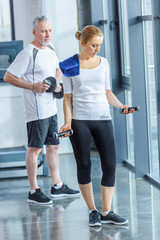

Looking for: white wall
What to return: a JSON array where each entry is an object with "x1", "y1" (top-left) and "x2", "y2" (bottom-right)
[
  {"x1": 0, "y1": 0, "x2": 79, "y2": 153},
  {"x1": 44, "y1": 0, "x2": 79, "y2": 153},
  {"x1": 13, "y1": 0, "x2": 43, "y2": 46},
  {"x1": 0, "y1": 84, "x2": 27, "y2": 148},
  {"x1": 45, "y1": 0, "x2": 79, "y2": 59}
]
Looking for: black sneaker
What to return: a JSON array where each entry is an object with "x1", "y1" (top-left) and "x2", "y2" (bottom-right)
[
  {"x1": 50, "y1": 183, "x2": 80, "y2": 198},
  {"x1": 89, "y1": 210, "x2": 101, "y2": 227},
  {"x1": 28, "y1": 188, "x2": 53, "y2": 205},
  {"x1": 101, "y1": 211, "x2": 128, "y2": 225}
]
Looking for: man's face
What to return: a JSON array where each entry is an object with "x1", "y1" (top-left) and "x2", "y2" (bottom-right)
[{"x1": 33, "y1": 20, "x2": 53, "y2": 46}]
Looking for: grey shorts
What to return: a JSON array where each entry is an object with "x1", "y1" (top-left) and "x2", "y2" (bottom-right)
[{"x1": 27, "y1": 114, "x2": 59, "y2": 148}]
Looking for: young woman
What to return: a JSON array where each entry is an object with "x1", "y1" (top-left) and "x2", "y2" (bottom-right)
[{"x1": 59, "y1": 25, "x2": 133, "y2": 227}]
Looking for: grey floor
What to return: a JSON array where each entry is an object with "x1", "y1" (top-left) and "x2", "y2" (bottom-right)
[{"x1": 1, "y1": 151, "x2": 160, "y2": 240}]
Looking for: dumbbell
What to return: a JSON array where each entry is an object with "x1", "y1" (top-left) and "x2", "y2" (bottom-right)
[
  {"x1": 53, "y1": 129, "x2": 73, "y2": 139},
  {"x1": 43, "y1": 76, "x2": 57, "y2": 92},
  {"x1": 53, "y1": 83, "x2": 64, "y2": 99},
  {"x1": 119, "y1": 105, "x2": 140, "y2": 114},
  {"x1": 43, "y1": 77, "x2": 64, "y2": 98}
]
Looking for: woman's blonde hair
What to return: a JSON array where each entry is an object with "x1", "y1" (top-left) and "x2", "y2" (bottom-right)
[{"x1": 75, "y1": 25, "x2": 103, "y2": 43}]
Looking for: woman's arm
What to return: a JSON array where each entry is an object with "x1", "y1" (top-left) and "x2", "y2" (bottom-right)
[
  {"x1": 106, "y1": 90, "x2": 123, "y2": 108},
  {"x1": 59, "y1": 93, "x2": 73, "y2": 133},
  {"x1": 106, "y1": 90, "x2": 133, "y2": 114}
]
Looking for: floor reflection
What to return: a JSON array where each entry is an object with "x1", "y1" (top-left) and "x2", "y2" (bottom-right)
[
  {"x1": 28, "y1": 198, "x2": 78, "y2": 240},
  {"x1": 89, "y1": 225, "x2": 129, "y2": 240},
  {"x1": 1, "y1": 153, "x2": 160, "y2": 240}
]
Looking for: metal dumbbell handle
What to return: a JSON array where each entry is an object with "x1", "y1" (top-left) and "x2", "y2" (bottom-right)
[
  {"x1": 53, "y1": 129, "x2": 73, "y2": 139},
  {"x1": 119, "y1": 105, "x2": 140, "y2": 114}
]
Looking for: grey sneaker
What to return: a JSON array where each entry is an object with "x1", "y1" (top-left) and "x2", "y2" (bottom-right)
[
  {"x1": 89, "y1": 210, "x2": 101, "y2": 227},
  {"x1": 101, "y1": 211, "x2": 128, "y2": 225},
  {"x1": 28, "y1": 188, "x2": 53, "y2": 205},
  {"x1": 50, "y1": 183, "x2": 80, "y2": 198}
]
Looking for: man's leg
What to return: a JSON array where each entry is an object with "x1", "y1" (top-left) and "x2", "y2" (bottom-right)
[
  {"x1": 25, "y1": 147, "x2": 42, "y2": 190},
  {"x1": 45, "y1": 144, "x2": 62, "y2": 185},
  {"x1": 46, "y1": 144, "x2": 80, "y2": 198},
  {"x1": 26, "y1": 119, "x2": 54, "y2": 205},
  {"x1": 45, "y1": 114, "x2": 80, "y2": 198},
  {"x1": 26, "y1": 146, "x2": 53, "y2": 205}
]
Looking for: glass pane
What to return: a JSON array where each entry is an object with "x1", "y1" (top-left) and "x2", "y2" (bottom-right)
[
  {"x1": 0, "y1": 0, "x2": 12, "y2": 41},
  {"x1": 142, "y1": 0, "x2": 159, "y2": 179},
  {"x1": 119, "y1": 0, "x2": 135, "y2": 165},
  {"x1": 142, "y1": 0, "x2": 152, "y2": 14},
  {"x1": 0, "y1": 55, "x2": 11, "y2": 69},
  {"x1": 102, "y1": 0, "x2": 113, "y2": 119},
  {"x1": 102, "y1": 0, "x2": 112, "y2": 74}
]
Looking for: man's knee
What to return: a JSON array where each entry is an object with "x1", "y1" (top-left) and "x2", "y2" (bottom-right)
[
  {"x1": 46, "y1": 144, "x2": 59, "y2": 153},
  {"x1": 27, "y1": 147, "x2": 42, "y2": 157}
]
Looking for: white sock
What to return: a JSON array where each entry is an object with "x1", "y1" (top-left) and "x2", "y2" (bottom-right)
[
  {"x1": 101, "y1": 210, "x2": 110, "y2": 216},
  {"x1": 53, "y1": 182, "x2": 63, "y2": 189},
  {"x1": 30, "y1": 189, "x2": 36, "y2": 194},
  {"x1": 89, "y1": 209, "x2": 98, "y2": 214}
]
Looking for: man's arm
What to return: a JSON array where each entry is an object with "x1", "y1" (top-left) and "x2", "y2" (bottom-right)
[
  {"x1": 54, "y1": 68, "x2": 63, "y2": 92},
  {"x1": 56, "y1": 68, "x2": 62, "y2": 83},
  {"x1": 4, "y1": 71, "x2": 50, "y2": 93}
]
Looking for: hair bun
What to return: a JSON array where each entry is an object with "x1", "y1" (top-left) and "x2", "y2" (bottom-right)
[{"x1": 75, "y1": 31, "x2": 81, "y2": 40}]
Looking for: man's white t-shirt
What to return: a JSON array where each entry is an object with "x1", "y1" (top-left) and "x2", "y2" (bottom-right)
[
  {"x1": 62, "y1": 57, "x2": 112, "y2": 120},
  {"x1": 7, "y1": 44, "x2": 59, "y2": 123}
]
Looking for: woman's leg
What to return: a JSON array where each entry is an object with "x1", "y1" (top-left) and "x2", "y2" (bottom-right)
[
  {"x1": 70, "y1": 120, "x2": 96, "y2": 211},
  {"x1": 101, "y1": 186, "x2": 114, "y2": 212},
  {"x1": 91, "y1": 121, "x2": 128, "y2": 225},
  {"x1": 79, "y1": 182, "x2": 96, "y2": 211},
  {"x1": 92, "y1": 120, "x2": 116, "y2": 212}
]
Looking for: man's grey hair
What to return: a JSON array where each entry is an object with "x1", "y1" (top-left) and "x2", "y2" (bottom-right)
[{"x1": 33, "y1": 16, "x2": 50, "y2": 30}]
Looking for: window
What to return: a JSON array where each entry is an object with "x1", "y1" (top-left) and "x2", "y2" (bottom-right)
[
  {"x1": 118, "y1": 0, "x2": 135, "y2": 165},
  {"x1": 141, "y1": 0, "x2": 159, "y2": 179},
  {"x1": 0, "y1": 0, "x2": 12, "y2": 41}
]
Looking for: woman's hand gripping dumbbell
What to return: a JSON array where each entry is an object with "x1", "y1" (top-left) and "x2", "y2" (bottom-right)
[
  {"x1": 53, "y1": 129, "x2": 73, "y2": 139},
  {"x1": 119, "y1": 105, "x2": 140, "y2": 114}
]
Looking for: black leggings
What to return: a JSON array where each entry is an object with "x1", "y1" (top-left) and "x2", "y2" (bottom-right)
[{"x1": 70, "y1": 119, "x2": 116, "y2": 187}]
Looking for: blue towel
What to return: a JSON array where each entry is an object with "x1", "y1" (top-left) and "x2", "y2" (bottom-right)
[{"x1": 59, "y1": 54, "x2": 79, "y2": 77}]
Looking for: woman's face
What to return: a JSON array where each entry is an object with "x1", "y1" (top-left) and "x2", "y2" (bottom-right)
[{"x1": 81, "y1": 36, "x2": 103, "y2": 58}]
